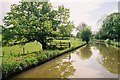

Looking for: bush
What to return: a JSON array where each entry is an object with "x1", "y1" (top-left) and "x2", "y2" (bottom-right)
[{"x1": 2, "y1": 62, "x2": 22, "y2": 75}]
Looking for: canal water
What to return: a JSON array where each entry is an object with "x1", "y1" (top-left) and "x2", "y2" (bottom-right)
[{"x1": 11, "y1": 43, "x2": 120, "y2": 78}]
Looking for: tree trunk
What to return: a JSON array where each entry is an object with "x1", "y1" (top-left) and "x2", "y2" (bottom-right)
[
  {"x1": 40, "y1": 42, "x2": 47, "y2": 50},
  {"x1": 37, "y1": 39, "x2": 47, "y2": 50}
]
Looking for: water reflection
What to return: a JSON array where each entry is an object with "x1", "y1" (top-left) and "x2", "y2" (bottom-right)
[
  {"x1": 13, "y1": 52, "x2": 76, "y2": 78},
  {"x1": 94, "y1": 43, "x2": 120, "y2": 74},
  {"x1": 11, "y1": 43, "x2": 119, "y2": 78},
  {"x1": 77, "y1": 44, "x2": 92, "y2": 60}
]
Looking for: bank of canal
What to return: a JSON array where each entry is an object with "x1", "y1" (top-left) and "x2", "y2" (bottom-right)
[{"x1": 10, "y1": 43, "x2": 120, "y2": 79}]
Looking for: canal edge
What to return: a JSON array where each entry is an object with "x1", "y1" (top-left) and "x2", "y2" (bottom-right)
[{"x1": 2, "y1": 43, "x2": 87, "y2": 80}]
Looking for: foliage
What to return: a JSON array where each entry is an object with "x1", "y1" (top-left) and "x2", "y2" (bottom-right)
[
  {"x1": 2, "y1": 50, "x2": 60, "y2": 76},
  {"x1": 2, "y1": 1, "x2": 74, "y2": 50},
  {"x1": 77, "y1": 26, "x2": 92, "y2": 43},
  {"x1": 104, "y1": 40, "x2": 120, "y2": 47},
  {"x1": 95, "y1": 13, "x2": 120, "y2": 41},
  {"x1": 58, "y1": 21, "x2": 75, "y2": 37},
  {"x1": 75, "y1": 22, "x2": 87, "y2": 32}
]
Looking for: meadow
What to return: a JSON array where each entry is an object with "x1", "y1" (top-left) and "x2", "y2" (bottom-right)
[{"x1": 3, "y1": 41, "x2": 42, "y2": 57}]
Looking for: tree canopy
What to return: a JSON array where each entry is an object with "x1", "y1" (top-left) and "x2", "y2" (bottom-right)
[
  {"x1": 95, "y1": 13, "x2": 120, "y2": 41},
  {"x1": 2, "y1": 1, "x2": 74, "y2": 50},
  {"x1": 76, "y1": 24, "x2": 92, "y2": 43}
]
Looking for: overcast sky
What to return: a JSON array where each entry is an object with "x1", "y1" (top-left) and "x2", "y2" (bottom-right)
[{"x1": 0, "y1": 0, "x2": 119, "y2": 34}]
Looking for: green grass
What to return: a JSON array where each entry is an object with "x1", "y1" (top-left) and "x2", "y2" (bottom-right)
[
  {"x1": 104, "y1": 39, "x2": 120, "y2": 47},
  {"x1": 110, "y1": 40, "x2": 120, "y2": 47},
  {"x1": 3, "y1": 41, "x2": 42, "y2": 57},
  {"x1": 2, "y1": 38, "x2": 85, "y2": 57},
  {"x1": 70, "y1": 38, "x2": 85, "y2": 47},
  {"x1": 0, "y1": 57, "x2": 2, "y2": 67},
  {"x1": 0, "y1": 34, "x2": 1, "y2": 41},
  {"x1": 53, "y1": 38, "x2": 85, "y2": 48}
]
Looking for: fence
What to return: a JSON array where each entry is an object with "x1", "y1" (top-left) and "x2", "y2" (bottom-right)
[{"x1": 50, "y1": 41, "x2": 71, "y2": 49}]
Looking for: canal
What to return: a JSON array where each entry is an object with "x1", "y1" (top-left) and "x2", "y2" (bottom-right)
[{"x1": 11, "y1": 43, "x2": 120, "y2": 78}]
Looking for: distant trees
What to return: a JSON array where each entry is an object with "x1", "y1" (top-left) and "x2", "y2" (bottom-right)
[
  {"x1": 95, "y1": 13, "x2": 120, "y2": 41},
  {"x1": 2, "y1": 1, "x2": 74, "y2": 50},
  {"x1": 76, "y1": 23, "x2": 92, "y2": 43},
  {"x1": 76, "y1": 22, "x2": 87, "y2": 32}
]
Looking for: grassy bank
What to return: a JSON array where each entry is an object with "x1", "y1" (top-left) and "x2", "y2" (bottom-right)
[
  {"x1": 92, "y1": 39, "x2": 120, "y2": 47},
  {"x1": 2, "y1": 38, "x2": 86, "y2": 78},
  {"x1": 104, "y1": 40, "x2": 120, "y2": 47},
  {"x1": 110, "y1": 41, "x2": 120, "y2": 47}
]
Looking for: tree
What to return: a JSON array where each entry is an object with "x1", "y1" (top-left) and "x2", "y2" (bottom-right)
[
  {"x1": 58, "y1": 21, "x2": 75, "y2": 37},
  {"x1": 76, "y1": 22, "x2": 87, "y2": 38},
  {"x1": 95, "y1": 28, "x2": 108, "y2": 40},
  {"x1": 2, "y1": 1, "x2": 73, "y2": 50},
  {"x1": 95, "y1": 13, "x2": 120, "y2": 41},
  {"x1": 57, "y1": 5, "x2": 75, "y2": 37},
  {"x1": 77, "y1": 26, "x2": 92, "y2": 44},
  {"x1": 76, "y1": 22, "x2": 87, "y2": 32}
]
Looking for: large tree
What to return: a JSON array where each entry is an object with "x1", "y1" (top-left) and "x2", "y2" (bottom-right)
[
  {"x1": 95, "y1": 13, "x2": 120, "y2": 41},
  {"x1": 2, "y1": 1, "x2": 73, "y2": 50}
]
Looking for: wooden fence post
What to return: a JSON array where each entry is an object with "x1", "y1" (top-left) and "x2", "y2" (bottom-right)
[
  {"x1": 69, "y1": 42, "x2": 71, "y2": 48},
  {"x1": 10, "y1": 51, "x2": 12, "y2": 55},
  {"x1": 60, "y1": 41, "x2": 62, "y2": 48},
  {"x1": 23, "y1": 47, "x2": 25, "y2": 54},
  {"x1": 3, "y1": 52, "x2": 4, "y2": 57}
]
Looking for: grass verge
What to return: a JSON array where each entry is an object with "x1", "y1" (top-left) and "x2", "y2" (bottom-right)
[{"x1": 104, "y1": 40, "x2": 120, "y2": 47}]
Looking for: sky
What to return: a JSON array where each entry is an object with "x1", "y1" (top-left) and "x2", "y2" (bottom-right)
[{"x1": 0, "y1": 0, "x2": 119, "y2": 35}]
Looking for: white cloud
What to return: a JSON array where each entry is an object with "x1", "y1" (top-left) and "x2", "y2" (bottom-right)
[
  {"x1": 50, "y1": 0, "x2": 119, "y2": 3},
  {"x1": 50, "y1": 1, "x2": 103, "y2": 31},
  {"x1": 50, "y1": 0, "x2": 118, "y2": 32}
]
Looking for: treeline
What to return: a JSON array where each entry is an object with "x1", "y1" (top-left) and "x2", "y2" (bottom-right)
[{"x1": 95, "y1": 13, "x2": 120, "y2": 41}]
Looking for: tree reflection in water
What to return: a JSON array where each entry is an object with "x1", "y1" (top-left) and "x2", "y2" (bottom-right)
[
  {"x1": 94, "y1": 43, "x2": 120, "y2": 74},
  {"x1": 77, "y1": 44, "x2": 92, "y2": 60},
  {"x1": 11, "y1": 43, "x2": 119, "y2": 79},
  {"x1": 13, "y1": 52, "x2": 76, "y2": 78}
]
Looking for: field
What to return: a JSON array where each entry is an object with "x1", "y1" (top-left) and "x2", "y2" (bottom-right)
[
  {"x1": 54, "y1": 38, "x2": 83, "y2": 48},
  {"x1": 3, "y1": 41, "x2": 42, "y2": 57},
  {"x1": 2, "y1": 38, "x2": 84, "y2": 57}
]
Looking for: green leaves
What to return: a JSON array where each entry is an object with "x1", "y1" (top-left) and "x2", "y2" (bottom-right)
[
  {"x1": 95, "y1": 13, "x2": 120, "y2": 40},
  {"x1": 2, "y1": 1, "x2": 74, "y2": 49},
  {"x1": 77, "y1": 26, "x2": 92, "y2": 43},
  {"x1": 2, "y1": 50, "x2": 60, "y2": 76}
]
